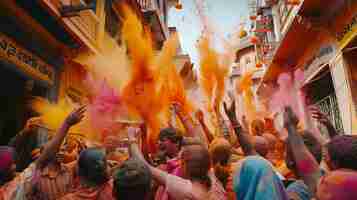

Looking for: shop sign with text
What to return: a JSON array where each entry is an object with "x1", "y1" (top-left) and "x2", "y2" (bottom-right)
[
  {"x1": 0, "y1": 32, "x2": 55, "y2": 85},
  {"x1": 336, "y1": 13, "x2": 357, "y2": 49}
]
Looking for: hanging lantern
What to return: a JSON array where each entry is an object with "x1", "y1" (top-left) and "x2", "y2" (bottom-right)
[
  {"x1": 175, "y1": 2, "x2": 183, "y2": 10},
  {"x1": 239, "y1": 29, "x2": 248, "y2": 38},
  {"x1": 249, "y1": 15, "x2": 257, "y2": 21},
  {"x1": 287, "y1": 0, "x2": 300, "y2": 5},
  {"x1": 250, "y1": 35, "x2": 260, "y2": 44},
  {"x1": 256, "y1": 62, "x2": 263, "y2": 68}
]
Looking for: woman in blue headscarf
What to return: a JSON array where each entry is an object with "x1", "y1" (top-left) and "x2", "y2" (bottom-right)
[{"x1": 233, "y1": 156, "x2": 289, "y2": 200}]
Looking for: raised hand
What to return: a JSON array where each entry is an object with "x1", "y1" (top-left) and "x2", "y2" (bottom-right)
[
  {"x1": 226, "y1": 101, "x2": 257, "y2": 156},
  {"x1": 171, "y1": 102, "x2": 183, "y2": 114},
  {"x1": 65, "y1": 106, "x2": 86, "y2": 126},
  {"x1": 309, "y1": 106, "x2": 330, "y2": 124},
  {"x1": 127, "y1": 127, "x2": 141, "y2": 141},
  {"x1": 223, "y1": 100, "x2": 237, "y2": 122},
  {"x1": 36, "y1": 106, "x2": 86, "y2": 169},
  {"x1": 310, "y1": 106, "x2": 338, "y2": 138}
]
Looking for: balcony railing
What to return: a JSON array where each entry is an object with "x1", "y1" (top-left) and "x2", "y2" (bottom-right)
[
  {"x1": 136, "y1": 0, "x2": 158, "y2": 12},
  {"x1": 314, "y1": 94, "x2": 344, "y2": 134},
  {"x1": 136, "y1": 0, "x2": 168, "y2": 41},
  {"x1": 257, "y1": 41, "x2": 278, "y2": 64},
  {"x1": 40, "y1": 0, "x2": 102, "y2": 53}
]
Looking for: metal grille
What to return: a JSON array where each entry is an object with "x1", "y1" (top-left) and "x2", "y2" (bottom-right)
[
  {"x1": 314, "y1": 94, "x2": 344, "y2": 133},
  {"x1": 136, "y1": 0, "x2": 158, "y2": 11}
]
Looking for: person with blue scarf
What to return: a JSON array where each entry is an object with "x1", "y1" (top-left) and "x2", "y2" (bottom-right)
[{"x1": 233, "y1": 156, "x2": 289, "y2": 200}]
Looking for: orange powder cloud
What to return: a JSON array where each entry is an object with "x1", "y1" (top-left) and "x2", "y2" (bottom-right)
[
  {"x1": 31, "y1": 97, "x2": 97, "y2": 140},
  {"x1": 236, "y1": 70, "x2": 258, "y2": 123},
  {"x1": 120, "y1": 5, "x2": 194, "y2": 151},
  {"x1": 120, "y1": 5, "x2": 176, "y2": 151},
  {"x1": 198, "y1": 36, "x2": 229, "y2": 111},
  {"x1": 157, "y1": 33, "x2": 193, "y2": 115}
]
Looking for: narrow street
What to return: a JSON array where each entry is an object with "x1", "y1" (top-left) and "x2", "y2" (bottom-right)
[{"x1": 0, "y1": 1, "x2": 356, "y2": 200}]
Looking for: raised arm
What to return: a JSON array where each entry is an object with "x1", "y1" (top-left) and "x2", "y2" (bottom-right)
[
  {"x1": 139, "y1": 123, "x2": 151, "y2": 162},
  {"x1": 224, "y1": 101, "x2": 257, "y2": 156},
  {"x1": 195, "y1": 110, "x2": 214, "y2": 143},
  {"x1": 127, "y1": 127, "x2": 168, "y2": 185},
  {"x1": 284, "y1": 107, "x2": 321, "y2": 195},
  {"x1": 215, "y1": 105, "x2": 231, "y2": 141},
  {"x1": 172, "y1": 103, "x2": 208, "y2": 146},
  {"x1": 310, "y1": 106, "x2": 338, "y2": 139},
  {"x1": 36, "y1": 106, "x2": 86, "y2": 169}
]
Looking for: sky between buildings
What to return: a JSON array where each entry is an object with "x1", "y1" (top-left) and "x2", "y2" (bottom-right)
[{"x1": 168, "y1": 0, "x2": 249, "y2": 64}]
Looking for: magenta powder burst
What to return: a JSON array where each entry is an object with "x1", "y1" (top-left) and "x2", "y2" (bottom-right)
[{"x1": 85, "y1": 75, "x2": 128, "y2": 139}]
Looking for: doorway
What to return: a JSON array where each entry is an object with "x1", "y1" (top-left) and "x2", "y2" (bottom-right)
[{"x1": 0, "y1": 62, "x2": 48, "y2": 144}]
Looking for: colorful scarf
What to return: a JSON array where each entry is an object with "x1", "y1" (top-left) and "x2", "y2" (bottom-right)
[{"x1": 233, "y1": 156, "x2": 289, "y2": 200}]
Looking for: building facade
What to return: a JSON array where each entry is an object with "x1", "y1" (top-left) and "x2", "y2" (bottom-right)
[
  {"x1": 0, "y1": 0, "x2": 74, "y2": 143},
  {"x1": 39, "y1": 0, "x2": 174, "y2": 102},
  {"x1": 0, "y1": 0, "x2": 174, "y2": 143},
  {"x1": 229, "y1": 35, "x2": 267, "y2": 121},
  {"x1": 255, "y1": 0, "x2": 357, "y2": 135}
]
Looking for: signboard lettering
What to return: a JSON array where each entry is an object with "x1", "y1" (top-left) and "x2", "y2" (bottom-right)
[
  {"x1": 0, "y1": 33, "x2": 54, "y2": 84},
  {"x1": 336, "y1": 14, "x2": 357, "y2": 41}
]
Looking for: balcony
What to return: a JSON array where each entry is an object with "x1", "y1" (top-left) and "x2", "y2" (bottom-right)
[
  {"x1": 136, "y1": 0, "x2": 169, "y2": 45},
  {"x1": 137, "y1": 0, "x2": 158, "y2": 11},
  {"x1": 39, "y1": 0, "x2": 103, "y2": 54},
  {"x1": 277, "y1": 0, "x2": 301, "y2": 35},
  {"x1": 314, "y1": 94, "x2": 344, "y2": 134},
  {"x1": 257, "y1": 41, "x2": 278, "y2": 64}
]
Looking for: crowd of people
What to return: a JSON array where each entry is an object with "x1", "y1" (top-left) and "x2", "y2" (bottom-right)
[{"x1": 0, "y1": 98, "x2": 357, "y2": 200}]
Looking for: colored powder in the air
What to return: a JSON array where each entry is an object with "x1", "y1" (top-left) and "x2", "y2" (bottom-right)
[
  {"x1": 157, "y1": 33, "x2": 193, "y2": 115},
  {"x1": 75, "y1": 31, "x2": 130, "y2": 93},
  {"x1": 198, "y1": 36, "x2": 216, "y2": 107},
  {"x1": 269, "y1": 69, "x2": 305, "y2": 123},
  {"x1": 236, "y1": 69, "x2": 257, "y2": 93},
  {"x1": 243, "y1": 89, "x2": 257, "y2": 125},
  {"x1": 31, "y1": 97, "x2": 83, "y2": 134},
  {"x1": 236, "y1": 70, "x2": 258, "y2": 123},
  {"x1": 120, "y1": 5, "x2": 165, "y2": 151},
  {"x1": 85, "y1": 76, "x2": 128, "y2": 141},
  {"x1": 198, "y1": 36, "x2": 229, "y2": 111},
  {"x1": 193, "y1": 0, "x2": 210, "y2": 33},
  {"x1": 293, "y1": 69, "x2": 322, "y2": 139}
]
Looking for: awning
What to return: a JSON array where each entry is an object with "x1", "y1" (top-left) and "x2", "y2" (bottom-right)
[
  {"x1": 259, "y1": 0, "x2": 349, "y2": 84},
  {"x1": 303, "y1": 62, "x2": 329, "y2": 85},
  {"x1": 261, "y1": 19, "x2": 321, "y2": 82},
  {"x1": 331, "y1": 2, "x2": 357, "y2": 51}
]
